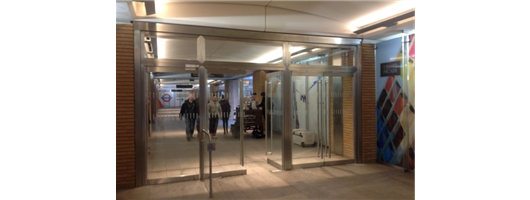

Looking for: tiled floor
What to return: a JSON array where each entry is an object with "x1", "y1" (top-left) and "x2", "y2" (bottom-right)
[
  {"x1": 117, "y1": 162, "x2": 415, "y2": 199},
  {"x1": 149, "y1": 109, "x2": 352, "y2": 180},
  {"x1": 121, "y1": 109, "x2": 415, "y2": 199}
]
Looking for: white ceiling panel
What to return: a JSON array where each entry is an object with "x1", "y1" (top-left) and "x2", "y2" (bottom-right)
[
  {"x1": 265, "y1": 6, "x2": 352, "y2": 35},
  {"x1": 152, "y1": 2, "x2": 266, "y2": 31},
  {"x1": 116, "y1": 2, "x2": 132, "y2": 23},
  {"x1": 267, "y1": 1, "x2": 397, "y2": 23}
]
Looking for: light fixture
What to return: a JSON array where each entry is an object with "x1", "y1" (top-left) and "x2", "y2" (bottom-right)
[
  {"x1": 353, "y1": 9, "x2": 414, "y2": 35},
  {"x1": 291, "y1": 52, "x2": 308, "y2": 58},
  {"x1": 361, "y1": 27, "x2": 387, "y2": 35},
  {"x1": 254, "y1": 47, "x2": 304, "y2": 63},
  {"x1": 348, "y1": 1, "x2": 414, "y2": 32},
  {"x1": 397, "y1": 16, "x2": 415, "y2": 25},
  {"x1": 185, "y1": 64, "x2": 199, "y2": 71},
  {"x1": 311, "y1": 48, "x2": 321, "y2": 52}
]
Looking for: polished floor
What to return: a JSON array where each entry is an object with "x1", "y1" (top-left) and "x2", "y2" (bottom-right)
[
  {"x1": 119, "y1": 108, "x2": 414, "y2": 199},
  {"x1": 149, "y1": 108, "x2": 351, "y2": 180},
  {"x1": 117, "y1": 162, "x2": 415, "y2": 199}
]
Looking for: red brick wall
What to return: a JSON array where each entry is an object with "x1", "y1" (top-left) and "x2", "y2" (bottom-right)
[
  {"x1": 361, "y1": 43, "x2": 376, "y2": 163},
  {"x1": 116, "y1": 23, "x2": 136, "y2": 188}
]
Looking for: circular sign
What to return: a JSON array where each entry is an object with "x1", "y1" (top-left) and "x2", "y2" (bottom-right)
[{"x1": 161, "y1": 94, "x2": 172, "y2": 102}]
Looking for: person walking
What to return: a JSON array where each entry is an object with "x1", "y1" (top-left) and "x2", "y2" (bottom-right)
[
  {"x1": 179, "y1": 94, "x2": 198, "y2": 141},
  {"x1": 219, "y1": 95, "x2": 231, "y2": 134},
  {"x1": 208, "y1": 96, "x2": 222, "y2": 139}
]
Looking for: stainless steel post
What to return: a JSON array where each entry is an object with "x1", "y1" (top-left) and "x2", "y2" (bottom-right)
[
  {"x1": 265, "y1": 80, "x2": 268, "y2": 156},
  {"x1": 317, "y1": 80, "x2": 321, "y2": 157},
  {"x1": 239, "y1": 78, "x2": 244, "y2": 166},
  {"x1": 326, "y1": 79, "x2": 331, "y2": 158}
]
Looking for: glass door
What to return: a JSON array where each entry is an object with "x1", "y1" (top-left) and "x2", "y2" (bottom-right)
[{"x1": 266, "y1": 72, "x2": 283, "y2": 169}]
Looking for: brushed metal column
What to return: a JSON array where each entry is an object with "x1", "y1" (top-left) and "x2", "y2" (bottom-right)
[
  {"x1": 317, "y1": 80, "x2": 321, "y2": 157},
  {"x1": 199, "y1": 66, "x2": 207, "y2": 180},
  {"x1": 134, "y1": 28, "x2": 147, "y2": 186},
  {"x1": 282, "y1": 43, "x2": 293, "y2": 170},
  {"x1": 354, "y1": 45, "x2": 363, "y2": 163},
  {"x1": 333, "y1": 77, "x2": 343, "y2": 156},
  {"x1": 264, "y1": 80, "x2": 268, "y2": 156},
  {"x1": 324, "y1": 77, "x2": 331, "y2": 158},
  {"x1": 239, "y1": 78, "x2": 244, "y2": 166},
  {"x1": 198, "y1": 36, "x2": 207, "y2": 180}
]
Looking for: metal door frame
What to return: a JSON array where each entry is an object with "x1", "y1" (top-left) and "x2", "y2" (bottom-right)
[{"x1": 134, "y1": 21, "x2": 363, "y2": 186}]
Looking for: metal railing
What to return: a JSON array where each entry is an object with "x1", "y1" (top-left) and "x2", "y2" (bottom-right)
[{"x1": 202, "y1": 129, "x2": 213, "y2": 198}]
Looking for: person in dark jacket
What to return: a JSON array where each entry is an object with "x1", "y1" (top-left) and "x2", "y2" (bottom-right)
[
  {"x1": 180, "y1": 94, "x2": 198, "y2": 141},
  {"x1": 258, "y1": 92, "x2": 273, "y2": 135},
  {"x1": 219, "y1": 95, "x2": 231, "y2": 134}
]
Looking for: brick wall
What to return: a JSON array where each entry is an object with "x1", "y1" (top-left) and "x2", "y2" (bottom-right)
[
  {"x1": 360, "y1": 43, "x2": 376, "y2": 163},
  {"x1": 342, "y1": 49, "x2": 354, "y2": 159},
  {"x1": 116, "y1": 23, "x2": 136, "y2": 188}
]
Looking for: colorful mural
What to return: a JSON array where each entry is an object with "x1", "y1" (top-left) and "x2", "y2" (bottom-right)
[{"x1": 376, "y1": 34, "x2": 415, "y2": 170}]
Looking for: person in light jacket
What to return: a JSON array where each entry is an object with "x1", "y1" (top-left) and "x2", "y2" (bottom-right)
[{"x1": 208, "y1": 96, "x2": 222, "y2": 139}]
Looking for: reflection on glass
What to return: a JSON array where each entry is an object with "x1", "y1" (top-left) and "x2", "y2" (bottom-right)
[
  {"x1": 291, "y1": 76, "x2": 326, "y2": 166},
  {"x1": 290, "y1": 45, "x2": 356, "y2": 66},
  {"x1": 149, "y1": 34, "x2": 198, "y2": 60},
  {"x1": 205, "y1": 38, "x2": 283, "y2": 63},
  {"x1": 267, "y1": 74, "x2": 282, "y2": 167}
]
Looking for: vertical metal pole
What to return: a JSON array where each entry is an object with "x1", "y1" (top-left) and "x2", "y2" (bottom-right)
[
  {"x1": 270, "y1": 80, "x2": 273, "y2": 153},
  {"x1": 199, "y1": 66, "x2": 207, "y2": 180},
  {"x1": 305, "y1": 76, "x2": 309, "y2": 130},
  {"x1": 239, "y1": 78, "x2": 244, "y2": 166},
  {"x1": 264, "y1": 80, "x2": 268, "y2": 156},
  {"x1": 317, "y1": 80, "x2": 321, "y2": 157},
  {"x1": 209, "y1": 150, "x2": 212, "y2": 198},
  {"x1": 318, "y1": 80, "x2": 326, "y2": 159},
  {"x1": 354, "y1": 45, "x2": 363, "y2": 163},
  {"x1": 324, "y1": 77, "x2": 331, "y2": 158},
  {"x1": 134, "y1": 27, "x2": 147, "y2": 187},
  {"x1": 282, "y1": 43, "x2": 293, "y2": 170},
  {"x1": 323, "y1": 79, "x2": 326, "y2": 158}
]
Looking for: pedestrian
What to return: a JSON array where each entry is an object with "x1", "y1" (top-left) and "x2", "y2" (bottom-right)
[
  {"x1": 179, "y1": 94, "x2": 198, "y2": 141},
  {"x1": 208, "y1": 96, "x2": 222, "y2": 139},
  {"x1": 219, "y1": 95, "x2": 231, "y2": 134}
]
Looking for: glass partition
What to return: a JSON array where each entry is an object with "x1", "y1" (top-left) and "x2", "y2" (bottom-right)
[
  {"x1": 290, "y1": 45, "x2": 356, "y2": 66},
  {"x1": 205, "y1": 38, "x2": 283, "y2": 63},
  {"x1": 142, "y1": 33, "x2": 198, "y2": 60},
  {"x1": 291, "y1": 75, "x2": 325, "y2": 166},
  {"x1": 266, "y1": 73, "x2": 283, "y2": 168}
]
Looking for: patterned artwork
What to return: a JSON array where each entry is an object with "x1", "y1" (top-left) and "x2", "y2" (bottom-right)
[{"x1": 376, "y1": 34, "x2": 415, "y2": 170}]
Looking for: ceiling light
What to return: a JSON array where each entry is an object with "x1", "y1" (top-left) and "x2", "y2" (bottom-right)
[
  {"x1": 361, "y1": 27, "x2": 387, "y2": 35},
  {"x1": 185, "y1": 64, "x2": 199, "y2": 70},
  {"x1": 397, "y1": 16, "x2": 415, "y2": 24},
  {"x1": 353, "y1": 9, "x2": 414, "y2": 35},
  {"x1": 348, "y1": 1, "x2": 414, "y2": 32},
  {"x1": 253, "y1": 47, "x2": 304, "y2": 63},
  {"x1": 291, "y1": 52, "x2": 308, "y2": 58},
  {"x1": 311, "y1": 48, "x2": 321, "y2": 52}
]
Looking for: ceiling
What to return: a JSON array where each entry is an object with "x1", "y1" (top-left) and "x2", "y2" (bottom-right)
[{"x1": 116, "y1": 0, "x2": 415, "y2": 88}]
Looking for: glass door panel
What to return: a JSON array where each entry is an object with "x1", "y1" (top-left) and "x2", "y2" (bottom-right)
[{"x1": 266, "y1": 73, "x2": 283, "y2": 168}]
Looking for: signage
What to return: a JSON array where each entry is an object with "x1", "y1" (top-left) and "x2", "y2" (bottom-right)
[
  {"x1": 381, "y1": 61, "x2": 401, "y2": 77},
  {"x1": 161, "y1": 94, "x2": 172, "y2": 102},
  {"x1": 176, "y1": 85, "x2": 193, "y2": 89},
  {"x1": 191, "y1": 73, "x2": 224, "y2": 78},
  {"x1": 207, "y1": 143, "x2": 216, "y2": 151}
]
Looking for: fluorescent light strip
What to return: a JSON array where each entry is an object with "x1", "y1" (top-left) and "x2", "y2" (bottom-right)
[
  {"x1": 252, "y1": 47, "x2": 304, "y2": 63},
  {"x1": 397, "y1": 16, "x2": 415, "y2": 24},
  {"x1": 348, "y1": 1, "x2": 414, "y2": 31},
  {"x1": 361, "y1": 26, "x2": 387, "y2": 36},
  {"x1": 291, "y1": 52, "x2": 308, "y2": 58}
]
